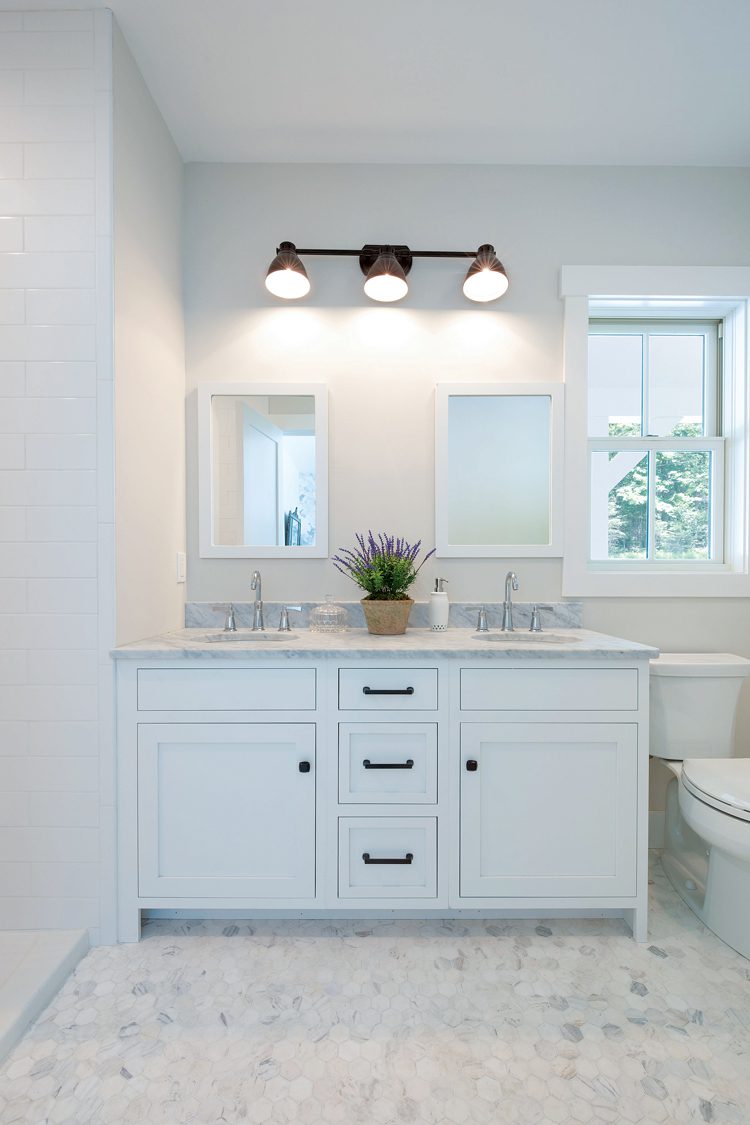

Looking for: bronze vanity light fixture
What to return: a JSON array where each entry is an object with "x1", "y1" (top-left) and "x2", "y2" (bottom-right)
[{"x1": 264, "y1": 242, "x2": 509, "y2": 304}]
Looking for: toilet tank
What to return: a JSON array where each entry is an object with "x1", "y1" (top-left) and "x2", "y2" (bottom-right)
[{"x1": 650, "y1": 653, "x2": 750, "y2": 761}]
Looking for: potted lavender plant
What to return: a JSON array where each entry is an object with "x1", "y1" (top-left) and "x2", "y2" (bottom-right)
[{"x1": 333, "y1": 532, "x2": 435, "y2": 635}]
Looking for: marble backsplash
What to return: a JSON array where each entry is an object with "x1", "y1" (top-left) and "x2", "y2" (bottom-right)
[{"x1": 186, "y1": 600, "x2": 583, "y2": 631}]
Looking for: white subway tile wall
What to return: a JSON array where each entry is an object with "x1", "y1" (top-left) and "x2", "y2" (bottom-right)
[{"x1": 0, "y1": 9, "x2": 114, "y2": 944}]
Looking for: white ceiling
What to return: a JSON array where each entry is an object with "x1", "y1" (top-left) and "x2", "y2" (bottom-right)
[{"x1": 105, "y1": 0, "x2": 750, "y2": 166}]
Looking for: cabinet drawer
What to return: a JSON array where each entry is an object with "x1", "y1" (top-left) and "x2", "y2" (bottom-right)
[
  {"x1": 339, "y1": 668, "x2": 437, "y2": 710},
  {"x1": 339, "y1": 723, "x2": 437, "y2": 804},
  {"x1": 460, "y1": 667, "x2": 638, "y2": 711},
  {"x1": 137, "y1": 667, "x2": 316, "y2": 711},
  {"x1": 338, "y1": 817, "x2": 437, "y2": 898}
]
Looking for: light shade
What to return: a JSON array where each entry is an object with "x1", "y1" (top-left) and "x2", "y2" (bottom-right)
[
  {"x1": 462, "y1": 244, "x2": 509, "y2": 303},
  {"x1": 363, "y1": 252, "x2": 409, "y2": 303},
  {"x1": 265, "y1": 241, "x2": 311, "y2": 299}
]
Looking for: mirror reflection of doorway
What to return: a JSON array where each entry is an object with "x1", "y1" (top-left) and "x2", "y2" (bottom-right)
[{"x1": 242, "y1": 406, "x2": 283, "y2": 546}]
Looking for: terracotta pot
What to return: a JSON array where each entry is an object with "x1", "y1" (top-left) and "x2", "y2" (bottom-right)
[{"x1": 361, "y1": 597, "x2": 414, "y2": 635}]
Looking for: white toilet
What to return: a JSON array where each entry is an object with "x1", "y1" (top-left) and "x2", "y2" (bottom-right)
[{"x1": 650, "y1": 653, "x2": 750, "y2": 959}]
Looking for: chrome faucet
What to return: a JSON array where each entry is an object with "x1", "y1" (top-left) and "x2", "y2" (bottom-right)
[
  {"x1": 250, "y1": 570, "x2": 264, "y2": 631},
  {"x1": 501, "y1": 571, "x2": 519, "y2": 631}
]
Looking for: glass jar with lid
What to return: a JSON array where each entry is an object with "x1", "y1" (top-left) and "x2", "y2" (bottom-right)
[{"x1": 309, "y1": 595, "x2": 348, "y2": 633}]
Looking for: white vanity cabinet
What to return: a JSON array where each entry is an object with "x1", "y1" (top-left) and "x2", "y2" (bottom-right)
[
  {"x1": 116, "y1": 661, "x2": 322, "y2": 941},
  {"x1": 453, "y1": 662, "x2": 646, "y2": 934},
  {"x1": 115, "y1": 637, "x2": 652, "y2": 942}
]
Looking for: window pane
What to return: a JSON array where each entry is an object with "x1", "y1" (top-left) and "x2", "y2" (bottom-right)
[
  {"x1": 591, "y1": 451, "x2": 649, "y2": 560},
  {"x1": 654, "y1": 450, "x2": 711, "y2": 559},
  {"x1": 648, "y1": 335, "x2": 705, "y2": 437},
  {"x1": 588, "y1": 335, "x2": 642, "y2": 436}
]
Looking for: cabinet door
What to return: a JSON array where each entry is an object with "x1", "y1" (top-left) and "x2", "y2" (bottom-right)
[
  {"x1": 138, "y1": 723, "x2": 315, "y2": 899},
  {"x1": 460, "y1": 723, "x2": 637, "y2": 898}
]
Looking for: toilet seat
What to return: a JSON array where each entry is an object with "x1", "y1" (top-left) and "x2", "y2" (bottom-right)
[{"x1": 681, "y1": 759, "x2": 750, "y2": 823}]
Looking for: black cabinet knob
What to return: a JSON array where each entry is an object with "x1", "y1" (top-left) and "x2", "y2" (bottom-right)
[
  {"x1": 466, "y1": 759, "x2": 478, "y2": 772},
  {"x1": 298, "y1": 761, "x2": 311, "y2": 773}
]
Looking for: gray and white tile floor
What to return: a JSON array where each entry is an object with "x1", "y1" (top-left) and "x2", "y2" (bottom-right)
[{"x1": 1, "y1": 857, "x2": 749, "y2": 1124}]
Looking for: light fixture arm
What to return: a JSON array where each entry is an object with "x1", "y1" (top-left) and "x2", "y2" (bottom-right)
[{"x1": 286, "y1": 245, "x2": 478, "y2": 263}]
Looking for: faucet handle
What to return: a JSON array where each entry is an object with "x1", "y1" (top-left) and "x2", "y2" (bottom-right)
[
  {"x1": 529, "y1": 604, "x2": 554, "y2": 632},
  {"x1": 474, "y1": 606, "x2": 489, "y2": 633},
  {"x1": 278, "y1": 605, "x2": 302, "y2": 632},
  {"x1": 211, "y1": 602, "x2": 237, "y2": 632}
]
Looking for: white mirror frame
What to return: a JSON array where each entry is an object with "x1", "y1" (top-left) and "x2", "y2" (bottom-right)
[
  {"x1": 198, "y1": 382, "x2": 329, "y2": 558},
  {"x1": 435, "y1": 382, "x2": 564, "y2": 557}
]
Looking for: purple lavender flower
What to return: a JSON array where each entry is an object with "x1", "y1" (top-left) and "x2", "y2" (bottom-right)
[{"x1": 333, "y1": 531, "x2": 436, "y2": 601}]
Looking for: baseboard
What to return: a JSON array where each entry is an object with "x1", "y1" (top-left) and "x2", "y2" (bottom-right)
[
  {"x1": 0, "y1": 930, "x2": 89, "y2": 1064},
  {"x1": 649, "y1": 811, "x2": 665, "y2": 849}
]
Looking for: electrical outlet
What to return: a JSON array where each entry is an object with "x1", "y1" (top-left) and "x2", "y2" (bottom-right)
[{"x1": 176, "y1": 551, "x2": 187, "y2": 583}]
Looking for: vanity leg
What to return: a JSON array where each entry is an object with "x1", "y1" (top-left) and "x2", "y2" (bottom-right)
[
  {"x1": 626, "y1": 906, "x2": 648, "y2": 943},
  {"x1": 118, "y1": 908, "x2": 142, "y2": 944}
]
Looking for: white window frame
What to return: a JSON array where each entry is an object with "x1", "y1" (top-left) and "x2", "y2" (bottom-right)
[{"x1": 561, "y1": 267, "x2": 750, "y2": 597}]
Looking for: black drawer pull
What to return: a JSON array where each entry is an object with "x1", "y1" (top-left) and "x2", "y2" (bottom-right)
[
  {"x1": 362, "y1": 852, "x2": 414, "y2": 865},
  {"x1": 363, "y1": 758, "x2": 414, "y2": 770},
  {"x1": 466, "y1": 759, "x2": 478, "y2": 772},
  {"x1": 298, "y1": 761, "x2": 311, "y2": 773},
  {"x1": 363, "y1": 686, "x2": 415, "y2": 696}
]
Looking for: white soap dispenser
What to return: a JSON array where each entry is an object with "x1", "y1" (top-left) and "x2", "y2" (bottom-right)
[{"x1": 429, "y1": 578, "x2": 449, "y2": 631}]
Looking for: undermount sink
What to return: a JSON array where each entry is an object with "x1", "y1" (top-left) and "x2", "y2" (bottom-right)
[
  {"x1": 473, "y1": 631, "x2": 580, "y2": 644},
  {"x1": 197, "y1": 631, "x2": 299, "y2": 643}
]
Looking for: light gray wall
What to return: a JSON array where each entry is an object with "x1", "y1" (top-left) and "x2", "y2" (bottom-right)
[
  {"x1": 113, "y1": 23, "x2": 185, "y2": 646},
  {"x1": 182, "y1": 162, "x2": 750, "y2": 804}
]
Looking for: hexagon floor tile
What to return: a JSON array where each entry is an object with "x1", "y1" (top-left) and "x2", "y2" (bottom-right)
[{"x1": 1, "y1": 856, "x2": 749, "y2": 1124}]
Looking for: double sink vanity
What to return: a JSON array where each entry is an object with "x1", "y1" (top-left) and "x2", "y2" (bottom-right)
[{"x1": 113, "y1": 607, "x2": 656, "y2": 943}]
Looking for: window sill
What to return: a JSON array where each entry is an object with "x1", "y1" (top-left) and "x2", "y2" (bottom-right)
[{"x1": 562, "y1": 562, "x2": 750, "y2": 598}]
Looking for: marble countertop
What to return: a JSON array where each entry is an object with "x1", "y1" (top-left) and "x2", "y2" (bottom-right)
[{"x1": 112, "y1": 627, "x2": 658, "y2": 661}]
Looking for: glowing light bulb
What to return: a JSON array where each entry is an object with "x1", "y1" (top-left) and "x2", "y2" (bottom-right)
[
  {"x1": 462, "y1": 245, "x2": 509, "y2": 303},
  {"x1": 265, "y1": 242, "x2": 310, "y2": 299},
  {"x1": 363, "y1": 252, "x2": 409, "y2": 303}
]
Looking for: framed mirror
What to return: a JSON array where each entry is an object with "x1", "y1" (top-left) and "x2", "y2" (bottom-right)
[
  {"x1": 435, "y1": 383, "x2": 563, "y2": 557},
  {"x1": 198, "y1": 383, "x2": 328, "y2": 558}
]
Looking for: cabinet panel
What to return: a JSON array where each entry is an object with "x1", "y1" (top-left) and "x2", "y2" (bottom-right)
[
  {"x1": 460, "y1": 668, "x2": 637, "y2": 711},
  {"x1": 137, "y1": 667, "x2": 316, "y2": 711},
  {"x1": 460, "y1": 722, "x2": 637, "y2": 898},
  {"x1": 338, "y1": 817, "x2": 437, "y2": 898},
  {"x1": 138, "y1": 723, "x2": 316, "y2": 898},
  {"x1": 339, "y1": 723, "x2": 438, "y2": 804},
  {"x1": 339, "y1": 668, "x2": 438, "y2": 710}
]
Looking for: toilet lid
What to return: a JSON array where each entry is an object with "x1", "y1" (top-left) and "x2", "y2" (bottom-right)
[
  {"x1": 681, "y1": 759, "x2": 750, "y2": 821},
  {"x1": 650, "y1": 653, "x2": 750, "y2": 677}
]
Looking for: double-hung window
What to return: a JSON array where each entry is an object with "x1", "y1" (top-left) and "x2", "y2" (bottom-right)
[
  {"x1": 560, "y1": 266, "x2": 750, "y2": 597},
  {"x1": 588, "y1": 320, "x2": 723, "y2": 565}
]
